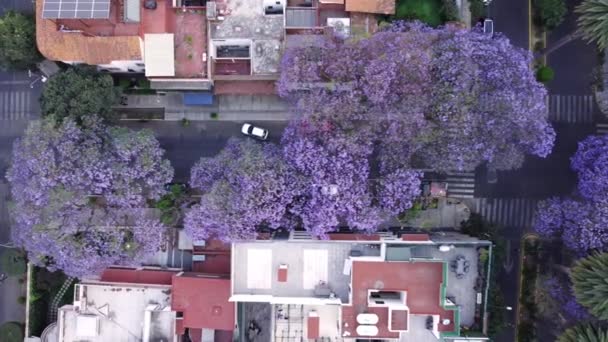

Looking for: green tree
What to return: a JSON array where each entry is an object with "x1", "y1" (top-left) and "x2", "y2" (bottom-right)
[
  {"x1": 558, "y1": 324, "x2": 608, "y2": 342},
  {"x1": 40, "y1": 67, "x2": 120, "y2": 126},
  {"x1": 534, "y1": 0, "x2": 566, "y2": 30},
  {"x1": 577, "y1": 0, "x2": 608, "y2": 49},
  {"x1": 0, "y1": 322, "x2": 24, "y2": 342},
  {"x1": 572, "y1": 252, "x2": 608, "y2": 319},
  {"x1": 0, "y1": 11, "x2": 41, "y2": 70}
]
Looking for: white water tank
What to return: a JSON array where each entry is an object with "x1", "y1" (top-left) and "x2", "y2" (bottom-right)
[
  {"x1": 356, "y1": 313, "x2": 379, "y2": 325},
  {"x1": 356, "y1": 325, "x2": 379, "y2": 337}
]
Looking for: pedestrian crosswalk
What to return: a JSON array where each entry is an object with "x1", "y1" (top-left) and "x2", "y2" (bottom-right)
[
  {"x1": 472, "y1": 198, "x2": 539, "y2": 228},
  {"x1": 0, "y1": 90, "x2": 32, "y2": 120},
  {"x1": 445, "y1": 171, "x2": 476, "y2": 199},
  {"x1": 548, "y1": 94, "x2": 595, "y2": 123},
  {"x1": 596, "y1": 123, "x2": 608, "y2": 135}
]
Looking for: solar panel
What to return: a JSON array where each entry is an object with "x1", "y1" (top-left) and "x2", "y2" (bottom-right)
[{"x1": 42, "y1": 0, "x2": 111, "y2": 19}]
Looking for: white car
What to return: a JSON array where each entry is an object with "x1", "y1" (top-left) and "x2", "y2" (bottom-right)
[{"x1": 241, "y1": 123, "x2": 269, "y2": 140}]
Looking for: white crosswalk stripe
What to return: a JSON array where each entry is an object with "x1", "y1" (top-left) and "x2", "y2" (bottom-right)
[
  {"x1": 597, "y1": 123, "x2": 608, "y2": 135},
  {"x1": 445, "y1": 171, "x2": 475, "y2": 199},
  {"x1": 548, "y1": 94, "x2": 595, "y2": 123},
  {"x1": 0, "y1": 90, "x2": 31, "y2": 120},
  {"x1": 472, "y1": 198, "x2": 539, "y2": 228}
]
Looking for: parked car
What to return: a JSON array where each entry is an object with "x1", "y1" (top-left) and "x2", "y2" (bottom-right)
[{"x1": 241, "y1": 123, "x2": 269, "y2": 140}]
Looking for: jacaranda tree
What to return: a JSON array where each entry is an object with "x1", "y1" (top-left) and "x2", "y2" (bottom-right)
[
  {"x1": 6, "y1": 117, "x2": 173, "y2": 277},
  {"x1": 534, "y1": 135, "x2": 608, "y2": 255},
  {"x1": 185, "y1": 138, "x2": 304, "y2": 242},
  {"x1": 282, "y1": 120, "x2": 422, "y2": 237},
  {"x1": 571, "y1": 134, "x2": 608, "y2": 202},
  {"x1": 277, "y1": 22, "x2": 555, "y2": 173}
]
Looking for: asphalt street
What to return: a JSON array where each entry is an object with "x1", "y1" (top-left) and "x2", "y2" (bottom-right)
[
  {"x1": 120, "y1": 120, "x2": 288, "y2": 181},
  {"x1": 0, "y1": 0, "x2": 40, "y2": 328},
  {"x1": 480, "y1": 1, "x2": 599, "y2": 341}
]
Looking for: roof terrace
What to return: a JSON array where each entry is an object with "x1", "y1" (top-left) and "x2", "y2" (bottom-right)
[{"x1": 231, "y1": 241, "x2": 381, "y2": 302}]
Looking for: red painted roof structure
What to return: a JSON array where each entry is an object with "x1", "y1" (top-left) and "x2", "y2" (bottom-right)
[
  {"x1": 401, "y1": 233, "x2": 431, "y2": 242},
  {"x1": 342, "y1": 260, "x2": 455, "y2": 339},
  {"x1": 171, "y1": 273, "x2": 235, "y2": 332},
  {"x1": 100, "y1": 268, "x2": 177, "y2": 285}
]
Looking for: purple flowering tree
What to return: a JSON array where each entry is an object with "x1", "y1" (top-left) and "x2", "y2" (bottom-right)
[
  {"x1": 544, "y1": 275, "x2": 590, "y2": 321},
  {"x1": 185, "y1": 139, "x2": 304, "y2": 242},
  {"x1": 5, "y1": 117, "x2": 173, "y2": 277},
  {"x1": 278, "y1": 22, "x2": 555, "y2": 172},
  {"x1": 534, "y1": 198, "x2": 608, "y2": 255},
  {"x1": 571, "y1": 135, "x2": 608, "y2": 202},
  {"x1": 282, "y1": 120, "x2": 422, "y2": 237}
]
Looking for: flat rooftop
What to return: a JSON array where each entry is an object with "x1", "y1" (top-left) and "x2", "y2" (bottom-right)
[
  {"x1": 58, "y1": 282, "x2": 174, "y2": 341},
  {"x1": 232, "y1": 241, "x2": 381, "y2": 302},
  {"x1": 210, "y1": 0, "x2": 284, "y2": 75}
]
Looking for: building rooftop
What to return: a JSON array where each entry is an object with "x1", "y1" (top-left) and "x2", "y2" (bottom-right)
[
  {"x1": 36, "y1": 0, "x2": 142, "y2": 64},
  {"x1": 345, "y1": 0, "x2": 395, "y2": 14},
  {"x1": 231, "y1": 233, "x2": 490, "y2": 341},
  {"x1": 100, "y1": 267, "x2": 177, "y2": 285},
  {"x1": 171, "y1": 272, "x2": 236, "y2": 333},
  {"x1": 209, "y1": 0, "x2": 284, "y2": 75},
  {"x1": 232, "y1": 241, "x2": 381, "y2": 302},
  {"x1": 58, "y1": 282, "x2": 174, "y2": 342},
  {"x1": 342, "y1": 260, "x2": 457, "y2": 339}
]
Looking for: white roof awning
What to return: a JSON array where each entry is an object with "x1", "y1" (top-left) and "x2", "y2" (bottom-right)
[{"x1": 144, "y1": 34, "x2": 175, "y2": 77}]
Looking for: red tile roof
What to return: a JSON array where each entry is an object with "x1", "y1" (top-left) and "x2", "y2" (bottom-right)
[
  {"x1": 401, "y1": 234, "x2": 431, "y2": 242},
  {"x1": 328, "y1": 233, "x2": 381, "y2": 241},
  {"x1": 36, "y1": 0, "x2": 142, "y2": 64},
  {"x1": 213, "y1": 81, "x2": 277, "y2": 95},
  {"x1": 345, "y1": 0, "x2": 395, "y2": 14},
  {"x1": 171, "y1": 273, "x2": 235, "y2": 331},
  {"x1": 342, "y1": 261, "x2": 455, "y2": 338},
  {"x1": 100, "y1": 268, "x2": 177, "y2": 285}
]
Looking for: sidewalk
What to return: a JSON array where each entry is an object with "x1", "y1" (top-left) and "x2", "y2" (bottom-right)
[{"x1": 117, "y1": 93, "x2": 290, "y2": 121}]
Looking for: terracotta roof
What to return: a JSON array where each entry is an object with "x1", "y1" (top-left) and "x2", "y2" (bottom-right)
[
  {"x1": 100, "y1": 267, "x2": 178, "y2": 285},
  {"x1": 345, "y1": 0, "x2": 395, "y2": 14},
  {"x1": 171, "y1": 273, "x2": 235, "y2": 331},
  {"x1": 401, "y1": 233, "x2": 431, "y2": 242},
  {"x1": 36, "y1": 0, "x2": 142, "y2": 64}
]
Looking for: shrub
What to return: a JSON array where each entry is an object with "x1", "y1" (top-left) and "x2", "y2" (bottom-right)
[
  {"x1": 210, "y1": 112, "x2": 218, "y2": 119},
  {"x1": 17, "y1": 296, "x2": 26, "y2": 305},
  {"x1": 395, "y1": 0, "x2": 443, "y2": 27},
  {"x1": 136, "y1": 78, "x2": 151, "y2": 89},
  {"x1": 181, "y1": 117, "x2": 190, "y2": 127},
  {"x1": 0, "y1": 322, "x2": 23, "y2": 342},
  {"x1": 536, "y1": 65, "x2": 555, "y2": 83},
  {"x1": 441, "y1": 0, "x2": 460, "y2": 22},
  {"x1": 118, "y1": 78, "x2": 132, "y2": 90},
  {"x1": 534, "y1": 0, "x2": 566, "y2": 30},
  {"x1": 469, "y1": 0, "x2": 486, "y2": 21},
  {"x1": 0, "y1": 249, "x2": 26, "y2": 276}
]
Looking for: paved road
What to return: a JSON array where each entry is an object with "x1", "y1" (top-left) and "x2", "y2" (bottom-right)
[
  {"x1": 0, "y1": 0, "x2": 41, "y2": 327},
  {"x1": 120, "y1": 120, "x2": 289, "y2": 181},
  {"x1": 547, "y1": 0, "x2": 598, "y2": 95},
  {"x1": 488, "y1": 0, "x2": 529, "y2": 50}
]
